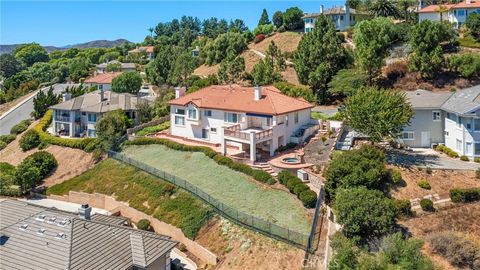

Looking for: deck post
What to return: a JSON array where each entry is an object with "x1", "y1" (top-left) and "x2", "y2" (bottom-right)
[{"x1": 250, "y1": 131, "x2": 256, "y2": 162}]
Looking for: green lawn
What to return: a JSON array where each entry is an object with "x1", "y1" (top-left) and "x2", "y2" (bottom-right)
[
  {"x1": 122, "y1": 144, "x2": 312, "y2": 233},
  {"x1": 47, "y1": 158, "x2": 212, "y2": 239}
]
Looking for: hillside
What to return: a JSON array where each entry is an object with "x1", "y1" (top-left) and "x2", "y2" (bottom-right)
[
  {"x1": 0, "y1": 39, "x2": 131, "y2": 54},
  {"x1": 248, "y1": 31, "x2": 302, "y2": 54}
]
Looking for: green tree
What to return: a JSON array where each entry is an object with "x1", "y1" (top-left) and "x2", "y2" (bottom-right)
[
  {"x1": 0, "y1": 54, "x2": 23, "y2": 79},
  {"x1": 252, "y1": 41, "x2": 286, "y2": 85},
  {"x1": 68, "y1": 58, "x2": 91, "y2": 82},
  {"x1": 13, "y1": 43, "x2": 48, "y2": 67},
  {"x1": 334, "y1": 187, "x2": 397, "y2": 240},
  {"x1": 106, "y1": 61, "x2": 122, "y2": 72},
  {"x1": 294, "y1": 15, "x2": 348, "y2": 103},
  {"x1": 168, "y1": 52, "x2": 196, "y2": 86},
  {"x1": 466, "y1": 12, "x2": 480, "y2": 40},
  {"x1": 111, "y1": 72, "x2": 142, "y2": 94},
  {"x1": 62, "y1": 48, "x2": 79, "y2": 59},
  {"x1": 329, "y1": 233, "x2": 360, "y2": 270},
  {"x1": 204, "y1": 32, "x2": 247, "y2": 65},
  {"x1": 283, "y1": 7, "x2": 304, "y2": 30},
  {"x1": 19, "y1": 129, "x2": 40, "y2": 151},
  {"x1": 218, "y1": 53, "x2": 245, "y2": 84},
  {"x1": 32, "y1": 87, "x2": 60, "y2": 119},
  {"x1": 354, "y1": 17, "x2": 394, "y2": 82},
  {"x1": 380, "y1": 233, "x2": 434, "y2": 270},
  {"x1": 96, "y1": 110, "x2": 130, "y2": 151},
  {"x1": 28, "y1": 62, "x2": 55, "y2": 83},
  {"x1": 370, "y1": 0, "x2": 400, "y2": 17},
  {"x1": 408, "y1": 20, "x2": 456, "y2": 79},
  {"x1": 258, "y1": 9, "x2": 271, "y2": 26},
  {"x1": 448, "y1": 53, "x2": 480, "y2": 78},
  {"x1": 341, "y1": 87, "x2": 413, "y2": 143},
  {"x1": 272, "y1": 11, "x2": 283, "y2": 28},
  {"x1": 145, "y1": 45, "x2": 176, "y2": 85},
  {"x1": 15, "y1": 166, "x2": 41, "y2": 192},
  {"x1": 327, "y1": 68, "x2": 369, "y2": 97}
]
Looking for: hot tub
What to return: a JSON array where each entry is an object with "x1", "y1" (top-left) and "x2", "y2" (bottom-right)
[{"x1": 281, "y1": 157, "x2": 301, "y2": 165}]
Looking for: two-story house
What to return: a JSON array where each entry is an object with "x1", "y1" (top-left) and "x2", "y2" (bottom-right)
[
  {"x1": 402, "y1": 86, "x2": 480, "y2": 159},
  {"x1": 128, "y1": 46, "x2": 155, "y2": 61},
  {"x1": 303, "y1": 5, "x2": 368, "y2": 32},
  {"x1": 83, "y1": 72, "x2": 123, "y2": 91},
  {"x1": 418, "y1": 0, "x2": 480, "y2": 28},
  {"x1": 168, "y1": 85, "x2": 315, "y2": 162},
  {"x1": 96, "y1": 60, "x2": 136, "y2": 74},
  {"x1": 49, "y1": 90, "x2": 139, "y2": 138}
]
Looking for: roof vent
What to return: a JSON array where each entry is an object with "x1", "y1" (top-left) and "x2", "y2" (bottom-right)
[
  {"x1": 79, "y1": 204, "x2": 92, "y2": 220},
  {"x1": 47, "y1": 217, "x2": 57, "y2": 224},
  {"x1": 254, "y1": 86, "x2": 262, "y2": 101},
  {"x1": 36, "y1": 214, "x2": 46, "y2": 222},
  {"x1": 55, "y1": 232, "x2": 66, "y2": 239},
  {"x1": 19, "y1": 224, "x2": 28, "y2": 231},
  {"x1": 57, "y1": 219, "x2": 69, "y2": 227},
  {"x1": 37, "y1": 228, "x2": 46, "y2": 235}
]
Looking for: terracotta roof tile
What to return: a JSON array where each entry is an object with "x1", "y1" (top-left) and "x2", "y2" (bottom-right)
[
  {"x1": 84, "y1": 72, "x2": 123, "y2": 84},
  {"x1": 129, "y1": 46, "x2": 154, "y2": 53},
  {"x1": 418, "y1": 1, "x2": 479, "y2": 13},
  {"x1": 168, "y1": 85, "x2": 314, "y2": 115}
]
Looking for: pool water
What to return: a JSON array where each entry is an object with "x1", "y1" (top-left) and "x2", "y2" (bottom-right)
[{"x1": 282, "y1": 157, "x2": 300, "y2": 163}]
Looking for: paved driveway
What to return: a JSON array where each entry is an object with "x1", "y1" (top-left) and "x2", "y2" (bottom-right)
[
  {"x1": 387, "y1": 148, "x2": 480, "y2": 170},
  {"x1": 0, "y1": 83, "x2": 74, "y2": 135}
]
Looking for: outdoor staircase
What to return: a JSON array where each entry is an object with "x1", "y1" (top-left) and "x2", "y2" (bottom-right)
[{"x1": 251, "y1": 162, "x2": 278, "y2": 178}]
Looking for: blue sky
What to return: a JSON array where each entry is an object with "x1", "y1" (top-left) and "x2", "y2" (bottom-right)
[{"x1": 0, "y1": 1, "x2": 344, "y2": 46}]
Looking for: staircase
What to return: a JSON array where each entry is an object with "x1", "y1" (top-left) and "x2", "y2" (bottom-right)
[{"x1": 251, "y1": 162, "x2": 278, "y2": 178}]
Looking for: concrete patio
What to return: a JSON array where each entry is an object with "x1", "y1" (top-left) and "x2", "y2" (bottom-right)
[{"x1": 387, "y1": 148, "x2": 480, "y2": 170}]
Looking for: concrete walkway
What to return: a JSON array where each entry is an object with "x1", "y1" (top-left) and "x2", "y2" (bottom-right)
[{"x1": 387, "y1": 148, "x2": 480, "y2": 170}]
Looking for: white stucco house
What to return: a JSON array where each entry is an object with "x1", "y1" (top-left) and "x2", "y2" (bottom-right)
[
  {"x1": 128, "y1": 46, "x2": 155, "y2": 61},
  {"x1": 418, "y1": 0, "x2": 480, "y2": 28},
  {"x1": 83, "y1": 72, "x2": 123, "y2": 91},
  {"x1": 167, "y1": 85, "x2": 315, "y2": 162},
  {"x1": 402, "y1": 86, "x2": 480, "y2": 159},
  {"x1": 96, "y1": 60, "x2": 136, "y2": 74},
  {"x1": 303, "y1": 5, "x2": 369, "y2": 32}
]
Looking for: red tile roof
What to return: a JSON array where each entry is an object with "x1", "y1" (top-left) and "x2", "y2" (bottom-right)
[
  {"x1": 418, "y1": 1, "x2": 480, "y2": 13},
  {"x1": 84, "y1": 72, "x2": 122, "y2": 84},
  {"x1": 129, "y1": 46, "x2": 155, "y2": 53},
  {"x1": 168, "y1": 85, "x2": 315, "y2": 116}
]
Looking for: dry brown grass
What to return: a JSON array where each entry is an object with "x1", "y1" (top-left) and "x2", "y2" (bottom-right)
[
  {"x1": 195, "y1": 217, "x2": 305, "y2": 270},
  {"x1": 248, "y1": 32, "x2": 302, "y2": 54},
  {"x1": 389, "y1": 167, "x2": 480, "y2": 200}
]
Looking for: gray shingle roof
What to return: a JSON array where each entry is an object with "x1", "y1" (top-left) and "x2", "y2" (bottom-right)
[
  {"x1": 303, "y1": 7, "x2": 365, "y2": 18},
  {"x1": 50, "y1": 90, "x2": 139, "y2": 113},
  {"x1": 96, "y1": 61, "x2": 136, "y2": 69},
  {"x1": 0, "y1": 200, "x2": 177, "y2": 270},
  {"x1": 441, "y1": 85, "x2": 480, "y2": 115},
  {"x1": 404, "y1": 89, "x2": 452, "y2": 109}
]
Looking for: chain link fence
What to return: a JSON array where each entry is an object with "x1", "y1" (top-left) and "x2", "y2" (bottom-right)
[{"x1": 108, "y1": 150, "x2": 310, "y2": 249}]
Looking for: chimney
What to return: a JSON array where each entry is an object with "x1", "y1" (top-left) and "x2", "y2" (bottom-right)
[
  {"x1": 78, "y1": 204, "x2": 91, "y2": 220},
  {"x1": 320, "y1": 5, "x2": 324, "y2": 14},
  {"x1": 62, "y1": 92, "x2": 72, "y2": 102},
  {"x1": 99, "y1": 88, "x2": 105, "y2": 102},
  {"x1": 466, "y1": 0, "x2": 471, "y2": 4},
  {"x1": 254, "y1": 86, "x2": 262, "y2": 101},
  {"x1": 175, "y1": 87, "x2": 186, "y2": 98}
]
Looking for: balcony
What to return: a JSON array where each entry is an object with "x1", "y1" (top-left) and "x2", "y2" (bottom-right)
[
  {"x1": 55, "y1": 115, "x2": 70, "y2": 122},
  {"x1": 224, "y1": 124, "x2": 273, "y2": 142}
]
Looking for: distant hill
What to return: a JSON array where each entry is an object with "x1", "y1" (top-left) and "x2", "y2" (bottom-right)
[{"x1": 0, "y1": 39, "x2": 131, "y2": 54}]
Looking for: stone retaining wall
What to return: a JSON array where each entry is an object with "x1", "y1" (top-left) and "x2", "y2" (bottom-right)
[{"x1": 49, "y1": 191, "x2": 218, "y2": 266}]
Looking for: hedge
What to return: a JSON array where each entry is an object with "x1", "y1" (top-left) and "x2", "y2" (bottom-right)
[
  {"x1": 449, "y1": 188, "x2": 480, "y2": 203},
  {"x1": 277, "y1": 170, "x2": 317, "y2": 208},
  {"x1": 19, "y1": 129, "x2": 40, "y2": 151},
  {"x1": 33, "y1": 110, "x2": 97, "y2": 151},
  {"x1": 124, "y1": 138, "x2": 276, "y2": 185},
  {"x1": 435, "y1": 144, "x2": 459, "y2": 158},
  {"x1": 0, "y1": 134, "x2": 16, "y2": 145},
  {"x1": 10, "y1": 119, "x2": 31, "y2": 135}
]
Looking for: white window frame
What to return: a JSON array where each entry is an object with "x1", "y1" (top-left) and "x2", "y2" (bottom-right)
[
  {"x1": 432, "y1": 111, "x2": 441, "y2": 122},
  {"x1": 187, "y1": 107, "x2": 197, "y2": 120},
  {"x1": 174, "y1": 115, "x2": 185, "y2": 126},
  {"x1": 466, "y1": 142, "x2": 473, "y2": 155},
  {"x1": 402, "y1": 131, "x2": 414, "y2": 140},
  {"x1": 87, "y1": 113, "x2": 97, "y2": 123},
  {"x1": 204, "y1": 110, "x2": 212, "y2": 117},
  {"x1": 174, "y1": 108, "x2": 185, "y2": 115},
  {"x1": 224, "y1": 112, "x2": 238, "y2": 123},
  {"x1": 456, "y1": 139, "x2": 463, "y2": 152}
]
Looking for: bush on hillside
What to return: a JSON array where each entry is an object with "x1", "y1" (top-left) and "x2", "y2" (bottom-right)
[
  {"x1": 10, "y1": 119, "x2": 31, "y2": 135},
  {"x1": 254, "y1": 34, "x2": 266, "y2": 43},
  {"x1": 20, "y1": 151, "x2": 58, "y2": 177},
  {"x1": 389, "y1": 168, "x2": 403, "y2": 185},
  {"x1": 418, "y1": 180, "x2": 431, "y2": 190},
  {"x1": 428, "y1": 232, "x2": 480, "y2": 269},
  {"x1": 393, "y1": 199, "x2": 412, "y2": 217},
  {"x1": 19, "y1": 129, "x2": 40, "y2": 151},
  {"x1": 420, "y1": 199, "x2": 434, "y2": 211},
  {"x1": 0, "y1": 141, "x2": 6, "y2": 151},
  {"x1": 299, "y1": 190, "x2": 317, "y2": 208},
  {"x1": 273, "y1": 81, "x2": 316, "y2": 103},
  {"x1": 435, "y1": 144, "x2": 459, "y2": 158},
  {"x1": 0, "y1": 134, "x2": 16, "y2": 145},
  {"x1": 449, "y1": 188, "x2": 480, "y2": 203},
  {"x1": 460, "y1": 155, "x2": 470, "y2": 161},
  {"x1": 278, "y1": 170, "x2": 317, "y2": 208},
  {"x1": 253, "y1": 24, "x2": 274, "y2": 37},
  {"x1": 137, "y1": 219, "x2": 151, "y2": 231}
]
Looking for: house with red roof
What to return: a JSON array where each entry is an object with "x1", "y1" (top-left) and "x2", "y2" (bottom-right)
[
  {"x1": 418, "y1": 0, "x2": 480, "y2": 28},
  {"x1": 128, "y1": 46, "x2": 155, "y2": 61},
  {"x1": 83, "y1": 72, "x2": 123, "y2": 91},
  {"x1": 168, "y1": 85, "x2": 316, "y2": 162}
]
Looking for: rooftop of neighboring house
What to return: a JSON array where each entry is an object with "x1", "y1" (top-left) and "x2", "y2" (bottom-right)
[
  {"x1": 168, "y1": 84, "x2": 314, "y2": 116},
  {"x1": 0, "y1": 199, "x2": 177, "y2": 270},
  {"x1": 50, "y1": 90, "x2": 139, "y2": 113},
  {"x1": 96, "y1": 60, "x2": 136, "y2": 69},
  {"x1": 303, "y1": 6, "x2": 365, "y2": 18},
  {"x1": 83, "y1": 72, "x2": 123, "y2": 84},
  {"x1": 128, "y1": 46, "x2": 155, "y2": 53},
  {"x1": 418, "y1": 0, "x2": 480, "y2": 13},
  {"x1": 405, "y1": 89, "x2": 452, "y2": 109}
]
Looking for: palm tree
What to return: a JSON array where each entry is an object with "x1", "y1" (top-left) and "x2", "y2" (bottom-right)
[
  {"x1": 370, "y1": 0, "x2": 400, "y2": 18},
  {"x1": 397, "y1": 0, "x2": 414, "y2": 22},
  {"x1": 436, "y1": 5, "x2": 449, "y2": 22},
  {"x1": 147, "y1": 27, "x2": 154, "y2": 37}
]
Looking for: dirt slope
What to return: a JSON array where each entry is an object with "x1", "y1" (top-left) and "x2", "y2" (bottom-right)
[{"x1": 248, "y1": 31, "x2": 302, "y2": 54}]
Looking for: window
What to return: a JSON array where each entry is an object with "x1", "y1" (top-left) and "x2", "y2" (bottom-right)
[
  {"x1": 457, "y1": 117, "x2": 462, "y2": 128},
  {"x1": 224, "y1": 112, "x2": 238, "y2": 123},
  {"x1": 98, "y1": 84, "x2": 103, "y2": 90},
  {"x1": 87, "y1": 113, "x2": 97, "y2": 122},
  {"x1": 402, "y1": 131, "x2": 414, "y2": 140},
  {"x1": 432, "y1": 111, "x2": 441, "y2": 121},
  {"x1": 456, "y1": 139, "x2": 463, "y2": 151},
  {"x1": 340, "y1": 15, "x2": 344, "y2": 21},
  {"x1": 444, "y1": 130, "x2": 449, "y2": 137},
  {"x1": 266, "y1": 118, "x2": 272, "y2": 126},
  {"x1": 474, "y1": 119, "x2": 480, "y2": 131},
  {"x1": 210, "y1": 127, "x2": 217, "y2": 133},
  {"x1": 87, "y1": 129, "x2": 96, "y2": 137},
  {"x1": 466, "y1": 142, "x2": 473, "y2": 155},
  {"x1": 294, "y1": 112, "x2": 299, "y2": 124},
  {"x1": 174, "y1": 116, "x2": 185, "y2": 126},
  {"x1": 458, "y1": 10, "x2": 465, "y2": 16},
  {"x1": 475, "y1": 143, "x2": 480, "y2": 155},
  {"x1": 175, "y1": 108, "x2": 185, "y2": 115},
  {"x1": 204, "y1": 110, "x2": 212, "y2": 117},
  {"x1": 202, "y1": 129, "x2": 209, "y2": 139},
  {"x1": 188, "y1": 108, "x2": 197, "y2": 119}
]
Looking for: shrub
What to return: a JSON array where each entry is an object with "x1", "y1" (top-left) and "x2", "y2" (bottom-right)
[
  {"x1": 0, "y1": 162, "x2": 16, "y2": 176},
  {"x1": 273, "y1": 81, "x2": 316, "y2": 103},
  {"x1": 418, "y1": 180, "x2": 431, "y2": 190},
  {"x1": 286, "y1": 177, "x2": 302, "y2": 191},
  {"x1": 254, "y1": 34, "x2": 266, "y2": 43},
  {"x1": 449, "y1": 188, "x2": 480, "y2": 203},
  {"x1": 0, "y1": 141, "x2": 6, "y2": 151},
  {"x1": 393, "y1": 199, "x2": 412, "y2": 217},
  {"x1": 435, "y1": 144, "x2": 459, "y2": 158},
  {"x1": 385, "y1": 61, "x2": 408, "y2": 81},
  {"x1": 252, "y1": 170, "x2": 275, "y2": 184},
  {"x1": 135, "y1": 121, "x2": 170, "y2": 136},
  {"x1": 389, "y1": 169, "x2": 403, "y2": 185},
  {"x1": 420, "y1": 199, "x2": 434, "y2": 211},
  {"x1": 428, "y1": 232, "x2": 480, "y2": 269},
  {"x1": 447, "y1": 52, "x2": 480, "y2": 78},
  {"x1": 299, "y1": 190, "x2": 317, "y2": 208},
  {"x1": 0, "y1": 134, "x2": 16, "y2": 145},
  {"x1": 293, "y1": 183, "x2": 309, "y2": 196},
  {"x1": 18, "y1": 151, "x2": 57, "y2": 178},
  {"x1": 460, "y1": 155, "x2": 470, "y2": 161},
  {"x1": 474, "y1": 157, "x2": 480, "y2": 163},
  {"x1": 19, "y1": 129, "x2": 40, "y2": 151},
  {"x1": 137, "y1": 219, "x2": 151, "y2": 231},
  {"x1": 274, "y1": 142, "x2": 298, "y2": 153},
  {"x1": 10, "y1": 119, "x2": 31, "y2": 135},
  {"x1": 425, "y1": 166, "x2": 432, "y2": 174},
  {"x1": 253, "y1": 24, "x2": 274, "y2": 36},
  {"x1": 476, "y1": 168, "x2": 480, "y2": 179}
]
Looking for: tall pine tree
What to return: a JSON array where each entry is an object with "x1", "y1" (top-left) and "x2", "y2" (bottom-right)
[{"x1": 258, "y1": 9, "x2": 271, "y2": 26}]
